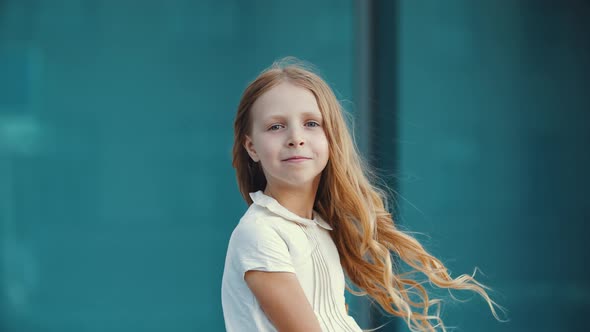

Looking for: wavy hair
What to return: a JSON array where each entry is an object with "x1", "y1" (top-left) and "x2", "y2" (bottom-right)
[{"x1": 232, "y1": 58, "x2": 506, "y2": 331}]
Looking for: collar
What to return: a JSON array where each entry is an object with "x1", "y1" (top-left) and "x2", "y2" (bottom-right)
[{"x1": 249, "y1": 191, "x2": 333, "y2": 231}]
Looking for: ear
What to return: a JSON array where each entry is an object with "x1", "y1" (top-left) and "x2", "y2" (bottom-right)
[{"x1": 243, "y1": 135, "x2": 259, "y2": 162}]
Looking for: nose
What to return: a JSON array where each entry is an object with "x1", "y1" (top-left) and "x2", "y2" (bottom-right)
[
  {"x1": 287, "y1": 129, "x2": 305, "y2": 147},
  {"x1": 288, "y1": 139, "x2": 304, "y2": 147}
]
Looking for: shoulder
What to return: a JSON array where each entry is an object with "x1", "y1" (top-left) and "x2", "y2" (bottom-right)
[
  {"x1": 229, "y1": 205, "x2": 290, "y2": 248},
  {"x1": 232, "y1": 204, "x2": 294, "y2": 238},
  {"x1": 224, "y1": 204, "x2": 299, "y2": 274}
]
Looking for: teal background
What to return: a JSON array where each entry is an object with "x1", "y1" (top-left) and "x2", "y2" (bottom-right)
[
  {"x1": 1, "y1": 1, "x2": 589, "y2": 331},
  {"x1": 0, "y1": 1, "x2": 353, "y2": 331},
  {"x1": 396, "y1": 1, "x2": 589, "y2": 331}
]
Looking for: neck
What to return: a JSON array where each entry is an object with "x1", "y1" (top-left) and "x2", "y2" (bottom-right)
[{"x1": 264, "y1": 181, "x2": 319, "y2": 220}]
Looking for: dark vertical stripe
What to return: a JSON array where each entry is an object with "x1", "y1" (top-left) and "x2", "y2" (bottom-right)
[
  {"x1": 371, "y1": 2, "x2": 400, "y2": 330},
  {"x1": 355, "y1": 0, "x2": 374, "y2": 158}
]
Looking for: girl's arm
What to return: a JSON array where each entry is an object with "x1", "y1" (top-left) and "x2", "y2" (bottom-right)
[{"x1": 245, "y1": 270, "x2": 322, "y2": 332}]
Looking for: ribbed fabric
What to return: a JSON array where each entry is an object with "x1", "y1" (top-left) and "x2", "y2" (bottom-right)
[{"x1": 299, "y1": 224, "x2": 361, "y2": 332}]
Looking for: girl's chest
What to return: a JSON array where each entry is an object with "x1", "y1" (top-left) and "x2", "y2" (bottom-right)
[{"x1": 276, "y1": 223, "x2": 347, "y2": 303}]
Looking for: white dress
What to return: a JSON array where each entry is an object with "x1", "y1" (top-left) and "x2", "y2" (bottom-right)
[{"x1": 221, "y1": 191, "x2": 363, "y2": 332}]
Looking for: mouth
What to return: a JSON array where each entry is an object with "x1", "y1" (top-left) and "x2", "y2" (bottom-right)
[{"x1": 282, "y1": 156, "x2": 311, "y2": 161}]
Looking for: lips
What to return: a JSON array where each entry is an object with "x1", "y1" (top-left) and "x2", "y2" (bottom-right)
[{"x1": 283, "y1": 156, "x2": 311, "y2": 161}]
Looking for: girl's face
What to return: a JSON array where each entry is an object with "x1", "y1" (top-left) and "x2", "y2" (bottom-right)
[{"x1": 244, "y1": 81, "x2": 329, "y2": 191}]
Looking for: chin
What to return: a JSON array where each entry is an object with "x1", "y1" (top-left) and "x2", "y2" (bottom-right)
[{"x1": 286, "y1": 176, "x2": 321, "y2": 188}]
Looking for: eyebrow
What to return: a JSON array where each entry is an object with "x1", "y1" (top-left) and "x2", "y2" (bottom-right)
[{"x1": 263, "y1": 111, "x2": 323, "y2": 121}]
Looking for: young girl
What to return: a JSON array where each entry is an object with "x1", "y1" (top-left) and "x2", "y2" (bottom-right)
[{"x1": 221, "y1": 58, "x2": 505, "y2": 332}]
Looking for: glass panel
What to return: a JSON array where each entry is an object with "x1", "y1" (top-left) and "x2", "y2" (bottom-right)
[{"x1": 0, "y1": 1, "x2": 354, "y2": 331}]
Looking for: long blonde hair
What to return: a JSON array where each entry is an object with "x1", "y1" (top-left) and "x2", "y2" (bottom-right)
[{"x1": 232, "y1": 58, "x2": 506, "y2": 331}]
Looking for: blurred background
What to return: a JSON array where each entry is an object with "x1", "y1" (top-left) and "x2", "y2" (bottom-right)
[{"x1": 1, "y1": 0, "x2": 589, "y2": 331}]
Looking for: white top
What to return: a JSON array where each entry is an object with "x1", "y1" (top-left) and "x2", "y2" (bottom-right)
[{"x1": 221, "y1": 191, "x2": 363, "y2": 332}]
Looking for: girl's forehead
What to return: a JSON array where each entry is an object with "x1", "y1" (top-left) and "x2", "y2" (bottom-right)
[{"x1": 251, "y1": 82, "x2": 321, "y2": 118}]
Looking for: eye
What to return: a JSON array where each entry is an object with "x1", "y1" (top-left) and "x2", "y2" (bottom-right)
[
  {"x1": 305, "y1": 121, "x2": 321, "y2": 128},
  {"x1": 268, "y1": 124, "x2": 284, "y2": 131}
]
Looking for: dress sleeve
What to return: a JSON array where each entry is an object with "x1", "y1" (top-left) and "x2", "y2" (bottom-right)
[{"x1": 231, "y1": 221, "x2": 295, "y2": 276}]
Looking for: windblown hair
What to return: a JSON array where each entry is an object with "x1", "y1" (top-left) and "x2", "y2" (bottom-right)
[{"x1": 232, "y1": 58, "x2": 506, "y2": 331}]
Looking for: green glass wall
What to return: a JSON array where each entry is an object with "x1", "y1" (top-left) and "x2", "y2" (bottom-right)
[
  {"x1": 0, "y1": 1, "x2": 354, "y2": 331},
  {"x1": 397, "y1": 1, "x2": 589, "y2": 331}
]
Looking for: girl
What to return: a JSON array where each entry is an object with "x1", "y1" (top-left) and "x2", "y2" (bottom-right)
[{"x1": 221, "y1": 58, "x2": 505, "y2": 332}]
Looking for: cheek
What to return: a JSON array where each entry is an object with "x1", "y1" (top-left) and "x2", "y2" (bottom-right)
[
  {"x1": 316, "y1": 134, "x2": 330, "y2": 159},
  {"x1": 256, "y1": 139, "x2": 280, "y2": 159}
]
